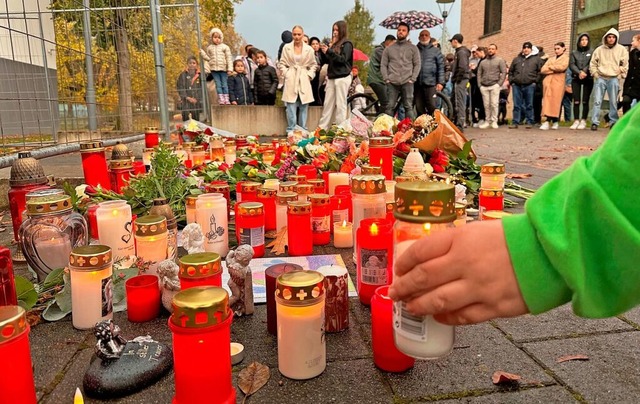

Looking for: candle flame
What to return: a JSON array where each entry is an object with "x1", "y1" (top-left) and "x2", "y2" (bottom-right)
[
  {"x1": 423, "y1": 223, "x2": 431, "y2": 233},
  {"x1": 342, "y1": 220, "x2": 347, "y2": 228},
  {"x1": 379, "y1": 158, "x2": 383, "y2": 166},
  {"x1": 74, "y1": 388, "x2": 84, "y2": 404},
  {"x1": 112, "y1": 209, "x2": 118, "y2": 215},
  {"x1": 370, "y1": 223, "x2": 378, "y2": 236}
]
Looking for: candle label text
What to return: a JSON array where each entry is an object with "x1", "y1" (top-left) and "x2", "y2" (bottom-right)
[
  {"x1": 359, "y1": 248, "x2": 388, "y2": 285},
  {"x1": 311, "y1": 215, "x2": 330, "y2": 234},
  {"x1": 101, "y1": 277, "x2": 113, "y2": 317},
  {"x1": 393, "y1": 301, "x2": 427, "y2": 341},
  {"x1": 239, "y1": 226, "x2": 264, "y2": 247}
]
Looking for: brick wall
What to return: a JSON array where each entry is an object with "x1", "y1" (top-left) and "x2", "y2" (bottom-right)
[{"x1": 619, "y1": 0, "x2": 640, "y2": 32}]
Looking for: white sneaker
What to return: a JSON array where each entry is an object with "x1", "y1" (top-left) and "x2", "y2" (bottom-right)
[
  {"x1": 570, "y1": 120, "x2": 580, "y2": 130},
  {"x1": 472, "y1": 123, "x2": 479, "y2": 128},
  {"x1": 540, "y1": 121, "x2": 550, "y2": 130},
  {"x1": 479, "y1": 121, "x2": 490, "y2": 129},
  {"x1": 577, "y1": 119, "x2": 587, "y2": 130},
  {"x1": 552, "y1": 122, "x2": 559, "y2": 130},
  {"x1": 491, "y1": 121, "x2": 499, "y2": 129}
]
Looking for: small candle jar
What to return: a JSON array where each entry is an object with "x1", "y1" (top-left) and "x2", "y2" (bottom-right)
[
  {"x1": 356, "y1": 218, "x2": 393, "y2": 305},
  {"x1": 478, "y1": 188, "x2": 504, "y2": 218},
  {"x1": 235, "y1": 134, "x2": 248, "y2": 148},
  {"x1": 8, "y1": 152, "x2": 49, "y2": 242},
  {"x1": 178, "y1": 252, "x2": 222, "y2": 289},
  {"x1": 134, "y1": 215, "x2": 168, "y2": 276},
  {"x1": 195, "y1": 193, "x2": 229, "y2": 257},
  {"x1": 265, "y1": 263, "x2": 303, "y2": 335},
  {"x1": 351, "y1": 171, "x2": 387, "y2": 255},
  {"x1": 333, "y1": 220, "x2": 353, "y2": 248},
  {"x1": 276, "y1": 192, "x2": 298, "y2": 233},
  {"x1": 191, "y1": 145, "x2": 206, "y2": 166},
  {"x1": 209, "y1": 135, "x2": 225, "y2": 162},
  {"x1": 308, "y1": 179, "x2": 326, "y2": 195},
  {"x1": 185, "y1": 195, "x2": 197, "y2": 224},
  {"x1": 19, "y1": 195, "x2": 88, "y2": 282},
  {"x1": 369, "y1": 136, "x2": 394, "y2": 180},
  {"x1": 480, "y1": 163, "x2": 506, "y2": 189},
  {"x1": 69, "y1": 245, "x2": 113, "y2": 330},
  {"x1": 183, "y1": 141, "x2": 195, "y2": 161},
  {"x1": 263, "y1": 178, "x2": 280, "y2": 190},
  {"x1": 224, "y1": 140, "x2": 237, "y2": 165},
  {"x1": 257, "y1": 188, "x2": 278, "y2": 232},
  {"x1": 309, "y1": 193, "x2": 331, "y2": 246},
  {"x1": 328, "y1": 172, "x2": 350, "y2": 195},
  {"x1": 371, "y1": 286, "x2": 415, "y2": 372},
  {"x1": 386, "y1": 201, "x2": 397, "y2": 224},
  {"x1": 394, "y1": 175, "x2": 413, "y2": 183},
  {"x1": 207, "y1": 182, "x2": 232, "y2": 220},
  {"x1": 149, "y1": 198, "x2": 178, "y2": 262},
  {"x1": 317, "y1": 265, "x2": 349, "y2": 333},
  {"x1": 286, "y1": 201, "x2": 313, "y2": 256},
  {"x1": 295, "y1": 183, "x2": 314, "y2": 202},
  {"x1": 125, "y1": 274, "x2": 161, "y2": 323},
  {"x1": 80, "y1": 141, "x2": 111, "y2": 190},
  {"x1": 0, "y1": 247, "x2": 17, "y2": 306},
  {"x1": 262, "y1": 149, "x2": 276, "y2": 165},
  {"x1": 279, "y1": 181, "x2": 298, "y2": 193},
  {"x1": 236, "y1": 202, "x2": 265, "y2": 258},
  {"x1": 109, "y1": 143, "x2": 134, "y2": 194},
  {"x1": 144, "y1": 126, "x2": 160, "y2": 148},
  {"x1": 169, "y1": 287, "x2": 235, "y2": 404},
  {"x1": 0, "y1": 306, "x2": 37, "y2": 403},
  {"x1": 276, "y1": 270, "x2": 326, "y2": 380},
  {"x1": 297, "y1": 164, "x2": 317, "y2": 181},
  {"x1": 330, "y1": 193, "x2": 350, "y2": 233},
  {"x1": 95, "y1": 200, "x2": 135, "y2": 258},
  {"x1": 288, "y1": 174, "x2": 307, "y2": 184},
  {"x1": 393, "y1": 182, "x2": 456, "y2": 359},
  {"x1": 238, "y1": 181, "x2": 261, "y2": 203},
  {"x1": 454, "y1": 202, "x2": 467, "y2": 227}
]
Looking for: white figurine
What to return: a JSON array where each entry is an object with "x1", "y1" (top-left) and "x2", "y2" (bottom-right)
[
  {"x1": 226, "y1": 245, "x2": 255, "y2": 316},
  {"x1": 157, "y1": 259, "x2": 180, "y2": 312},
  {"x1": 181, "y1": 222, "x2": 205, "y2": 254}
]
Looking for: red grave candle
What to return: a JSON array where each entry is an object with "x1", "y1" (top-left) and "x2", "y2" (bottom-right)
[
  {"x1": 371, "y1": 286, "x2": 415, "y2": 372},
  {"x1": 132, "y1": 161, "x2": 146, "y2": 175},
  {"x1": 265, "y1": 263, "x2": 303, "y2": 335},
  {"x1": 297, "y1": 164, "x2": 318, "y2": 181},
  {"x1": 286, "y1": 201, "x2": 313, "y2": 256},
  {"x1": 478, "y1": 188, "x2": 504, "y2": 215},
  {"x1": 125, "y1": 275, "x2": 161, "y2": 323},
  {"x1": 110, "y1": 160, "x2": 134, "y2": 194},
  {"x1": 369, "y1": 136, "x2": 394, "y2": 180},
  {"x1": 308, "y1": 178, "x2": 326, "y2": 194},
  {"x1": 0, "y1": 247, "x2": 17, "y2": 306},
  {"x1": 356, "y1": 218, "x2": 393, "y2": 305},
  {"x1": 309, "y1": 194, "x2": 331, "y2": 246},
  {"x1": 144, "y1": 126, "x2": 160, "y2": 148},
  {"x1": 169, "y1": 287, "x2": 235, "y2": 404},
  {"x1": 236, "y1": 202, "x2": 265, "y2": 258},
  {"x1": 238, "y1": 181, "x2": 260, "y2": 203},
  {"x1": 178, "y1": 252, "x2": 222, "y2": 289},
  {"x1": 257, "y1": 187, "x2": 278, "y2": 232},
  {"x1": 80, "y1": 141, "x2": 111, "y2": 191},
  {"x1": 0, "y1": 306, "x2": 37, "y2": 403}
]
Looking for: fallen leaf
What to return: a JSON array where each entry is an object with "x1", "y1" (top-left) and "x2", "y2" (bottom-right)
[
  {"x1": 265, "y1": 230, "x2": 278, "y2": 239},
  {"x1": 491, "y1": 371, "x2": 521, "y2": 385},
  {"x1": 554, "y1": 138, "x2": 564, "y2": 141},
  {"x1": 506, "y1": 173, "x2": 532, "y2": 179},
  {"x1": 26, "y1": 308, "x2": 44, "y2": 327},
  {"x1": 556, "y1": 354, "x2": 589, "y2": 363},
  {"x1": 238, "y1": 362, "x2": 270, "y2": 404},
  {"x1": 265, "y1": 227, "x2": 287, "y2": 255}
]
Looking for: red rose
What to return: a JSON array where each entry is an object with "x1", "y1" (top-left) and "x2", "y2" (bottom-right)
[
  {"x1": 248, "y1": 159, "x2": 259, "y2": 167},
  {"x1": 397, "y1": 118, "x2": 413, "y2": 132},
  {"x1": 429, "y1": 149, "x2": 449, "y2": 173}
]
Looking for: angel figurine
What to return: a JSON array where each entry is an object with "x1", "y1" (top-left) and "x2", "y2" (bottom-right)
[
  {"x1": 181, "y1": 223, "x2": 205, "y2": 254},
  {"x1": 157, "y1": 259, "x2": 180, "y2": 312},
  {"x1": 226, "y1": 245, "x2": 254, "y2": 316},
  {"x1": 94, "y1": 320, "x2": 128, "y2": 361}
]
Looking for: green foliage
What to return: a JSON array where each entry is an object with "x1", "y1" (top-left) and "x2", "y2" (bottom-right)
[
  {"x1": 15, "y1": 276, "x2": 38, "y2": 310},
  {"x1": 344, "y1": 0, "x2": 375, "y2": 84}
]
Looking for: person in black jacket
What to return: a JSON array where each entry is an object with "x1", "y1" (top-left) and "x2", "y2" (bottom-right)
[
  {"x1": 318, "y1": 20, "x2": 353, "y2": 129},
  {"x1": 415, "y1": 30, "x2": 445, "y2": 115},
  {"x1": 450, "y1": 33, "x2": 471, "y2": 130},
  {"x1": 622, "y1": 34, "x2": 640, "y2": 114},
  {"x1": 253, "y1": 50, "x2": 277, "y2": 105},
  {"x1": 508, "y1": 42, "x2": 543, "y2": 128},
  {"x1": 176, "y1": 56, "x2": 203, "y2": 121},
  {"x1": 228, "y1": 59, "x2": 254, "y2": 105},
  {"x1": 569, "y1": 33, "x2": 593, "y2": 129}
]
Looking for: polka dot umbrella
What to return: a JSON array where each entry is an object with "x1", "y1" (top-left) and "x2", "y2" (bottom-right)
[{"x1": 379, "y1": 10, "x2": 444, "y2": 29}]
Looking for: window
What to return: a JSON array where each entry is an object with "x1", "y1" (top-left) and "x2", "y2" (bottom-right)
[{"x1": 484, "y1": 0, "x2": 503, "y2": 36}]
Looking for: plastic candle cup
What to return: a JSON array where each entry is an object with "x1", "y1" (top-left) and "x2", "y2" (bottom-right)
[
  {"x1": 287, "y1": 174, "x2": 307, "y2": 184},
  {"x1": 195, "y1": 193, "x2": 229, "y2": 257},
  {"x1": 0, "y1": 306, "x2": 37, "y2": 403},
  {"x1": 329, "y1": 193, "x2": 350, "y2": 234},
  {"x1": 297, "y1": 164, "x2": 317, "y2": 181},
  {"x1": 257, "y1": 188, "x2": 278, "y2": 232},
  {"x1": 263, "y1": 178, "x2": 280, "y2": 191},
  {"x1": 294, "y1": 183, "x2": 314, "y2": 202},
  {"x1": 144, "y1": 126, "x2": 160, "y2": 148},
  {"x1": 262, "y1": 149, "x2": 276, "y2": 165},
  {"x1": 238, "y1": 181, "x2": 261, "y2": 203},
  {"x1": 209, "y1": 135, "x2": 225, "y2": 162},
  {"x1": 80, "y1": 141, "x2": 111, "y2": 190},
  {"x1": 316, "y1": 265, "x2": 349, "y2": 333},
  {"x1": 69, "y1": 245, "x2": 113, "y2": 330},
  {"x1": 478, "y1": 189, "x2": 504, "y2": 217},
  {"x1": 173, "y1": 145, "x2": 188, "y2": 164},
  {"x1": 369, "y1": 136, "x2": 394, "y2": 180},
  {"x1": 351, "y1": 170, "x2": 387, "y2": 259},
  {"x1": 0, "y1": 247, "x2": 18, "y2": 306},
  {"x1": 265, "y1": 263, "x2": 303, "y2": 335},
  {"x1": 185, "y1": 195, "x2": 197, "y2": 224},
  {"x1": 224, "y1": 140, "x2": 236, "y2": 165},
  {"x1": 109, "y1": 143, "x2": 135, "y2": 194},
  {"x1": 480, "y1": 163, "x2": 506, "y2": 189},
  {"x1": 169, "y1": 287, "x2": 235, "y2": 404},
  {"x1": 356, "y1": 218, "x2": 393, "y2": 305},
  {"x1": 8, "y1": 152, "x2": 49, "y2": 242},
  {"x1": 133, "y1": 215, "x2": 168, "y2": 276},
  {"x1": 286, "y1": 201, "x2": 313, "y2": 256},
  {"x1": 178, "y1": 252, "x2": 222, "y2": 289},
  {"x1": 308, "y1": 178, "x2": 325, "y2": 194},
  {"x1": 278, "y1": 181, "x2": 298, "y2": 193},
  {"x1": 309, "y1": 193, "x2": 331, "y2": 246},
  {"x1": 142, "y1": 147, "x2": 155, "y2": 171},
  {"x1": 190, "y1": 145, "x2": 206, "y2": 166},
  {"x1": 125, "y1": 274, "x2": 160, "y2": 323},
  {"x1": 236, "y1": 202, "x2": 265, "y2": 258},
  {"x1": 328, "y1": 172, "x2": 350, "y2": 196},
  {"x1": 96, "y1": 200, "x2": 135, "y2": 261},
  {"x1": 275, "y1": 192, "x2": 298, "y2": 233},
  {"x1": 333, "y1": 220, "x2": 353, "y2": 248}
]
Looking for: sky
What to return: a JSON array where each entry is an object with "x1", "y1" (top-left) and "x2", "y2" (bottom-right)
[{"x1": 233, "y1": 0, "x2": 461, "y2": 58}]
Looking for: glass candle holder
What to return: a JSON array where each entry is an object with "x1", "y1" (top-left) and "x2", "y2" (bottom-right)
[
  {"x1": 276, "y1": 192, "x2": 298, "y2": 233},
  {"x1": 191, "y1": 145, "x2": 206, "y2": 166},
  {"x1": 480, "y1": 163, "x2": 506, "y2": 190},
  {"x1": 209, "y1": 135, "x2": 225, "y2": 162},
  {"x1": 330, "y1": 193, "x2": 350, "y2": 234},
  {"x1": 236, "y1": 202, "x2": 265, "y2": 258},
  {"x1": 19, "y1": 195, "x2": 88, "y2": 282},
  {"x1": 235, "y1": 134, "x2": 248, "y2": 148},
  {"x1": 149, "y1": 198, "x2": 178, "y2": 262},
  {"x1": 317, "y1": 265, "x2": 349, "y2": 333},
  {"x1": 279, "y1": 181, "x2": 298, "y2": 193},
  {"x1": 351, "y1": 172, "x2": 387, "y2": 256},
  {"x1": 371, "y1": 286, "x2": 415, "y2": 372},
  {"x1": 69, "y1": 245, "x2": 113, "y2": 330},
  {"x1": 276, "y1": 270, "x2": 326, "y2": 380},
  {"x1": 95, "y1": 200, "x2": 135, "y2": 258},
  {"x1": 328, "y1": 172, "x2": 350, "y2": 195},
  {"x1": 169, "y1": 287, "x2": 235, "y2": 404},
  {"x1": 195, "y1": 193, "x2": 229, "y2": 257},
  {"x1": 356, "y1": 218, "x2": 393, "y2": 305},
  {"x1": 263, "y1": 178, "x2": 280, "y2": 191},
  {"x1": 0, "y1": 306, "x2": 37, "y2": 403},
  {"x1": 257, "y1": 188, "x2": 278, "y2": 232},
  {"x1": 134, "y1": 215, "x2": 168, "y2": 276},
  {"x1": 262, "y1": 149, "x2": 276, "y2": 165},
  {"x1": 297, "y1": 164, "x2": 318, "y2": 181},
  {"x1": 207, "y1": 182, "x2": 232, "y2": 220},
  {"x1": 265, "y1": 263, "x2": 303, "y2": 335},
  {"x1": 8, "y1": 152, "x2": 49, "y2": 242},
  {"x1": 308, "y1": 178, "x2": 325, "y2": 194},
  {"x1": 333, "y1": 220, "x2": 353, "y2": 248},
  {"x1": 185, "y1": 195, "x2": 197, "y2": 224},
  {"x1": 80, "y1": 141, "x2": 111, "y2": 191},
  {"x1": 393, "y1": 182, "x2": 456, "y2": 359},
  {"x1": 309, "y1": 193, "x2": 331, "y2": 246},
  {"x1": 144, "y1": 126, "x2": 160, "y2": 148},
  {"x1": 178, "y1": 252, "x2": 222, "y2": 289},
  {"x1": 369, "y1": 136, "x2": 394, "y2": 180},
  {"x1": 294, "y1": 183, "x2": 314, "y2": 202},
  {"x1": 478, "y1": 189, "x2": 504, "y2": 216},
  {"x1": 125, "y1": 274, "x2": 161, "y2": 323},
  {"x1": 224, "y1": 140, "x2": 237, "y2": 165},
  {"x1": 287, "y1": 201, "x2": 313, "y2": 256},
  {"x1": 0, "y1": 247, "x2": 17, "y2": 306}
]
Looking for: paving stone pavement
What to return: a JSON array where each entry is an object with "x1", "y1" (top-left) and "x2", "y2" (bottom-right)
[{"x1": 3, "y1": 125, "x2": 639, "y2": 403}]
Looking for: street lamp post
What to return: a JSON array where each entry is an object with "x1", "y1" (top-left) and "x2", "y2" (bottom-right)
[{"x1": 436, "y1": 0, "x2": 456, "y2": 53}]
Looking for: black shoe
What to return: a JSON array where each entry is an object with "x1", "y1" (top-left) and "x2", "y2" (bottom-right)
[
  {"x1": 591, "y1": 124, "x2": 598, "y2": 131},
  {"x1": 508, "y1": 124, "x2": 518, "y2": 129},
  {"x1": 525, "y1": 124, "x2": 533, "y2": 129}
]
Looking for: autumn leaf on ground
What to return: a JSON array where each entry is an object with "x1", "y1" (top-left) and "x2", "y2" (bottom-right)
[
  {"x1": 265, "y1": 230, "x2": 278, "y2": 239},
  {"x1": 556, "y1": 354, "x2": 589, "y2": 363},
  {"x1": 238, "y1": 362, "x2": 270, "y2": 404},
  {"x1": 491, "y1": 371, "x2": 521, "y2": 385},
  {"x1": 26, "y1": 308, "x2": 44, "y2": 327},
  {"x1": 266, "y1": 227, "x2": 287, "y2": 255},
  {"x1": 506, "y1": 173, "x2": 532, "y2": 179}
]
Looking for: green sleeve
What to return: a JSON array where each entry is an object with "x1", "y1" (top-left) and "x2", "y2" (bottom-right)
[{"x1": 502, "y1": 106, "x2": 640, "y2": 318}]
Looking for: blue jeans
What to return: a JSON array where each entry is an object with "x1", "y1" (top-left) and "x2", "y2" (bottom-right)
[
  {"x1": 285, "y1": 98, "x2": 309, "y2": 132},
  {"x1": 212, "y1": 71, "x2": 228, "y2": 95},
  {"x1": 591, "y1": 77, "x2": 619, "y2": 125},
  {"x1": 562, "y1": 91, "x2": 572, "y2": 121},
  {"x1": 512, "y1": 83, "x2": 536, "y2": 124},
  {"x1": 386, "y1": 82, "x2": 416, "y2": 120}
]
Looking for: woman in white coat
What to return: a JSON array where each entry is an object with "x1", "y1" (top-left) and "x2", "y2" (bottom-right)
[{"x1": 278, "y1": 25, "x2": 318, "y2": 132}]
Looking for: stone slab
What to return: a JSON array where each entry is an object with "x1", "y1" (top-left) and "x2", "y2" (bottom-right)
[
  {"x1": 619, "y1": 306, "x2": 640, "y2": 327},
  {"x1": 431, "y1": 385, "x2": 578, "y2": 403}
]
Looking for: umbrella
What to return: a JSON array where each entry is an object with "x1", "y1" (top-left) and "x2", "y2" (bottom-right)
[
  {"x1": 379, "y1": 10, "x2": 443, "y2": 30},
  {"x1": 619, "y1": 29, "x2": 640, "y2": 46},
  {"x1": 353, "y1": 48, "x2": 369, "y2": 62}
]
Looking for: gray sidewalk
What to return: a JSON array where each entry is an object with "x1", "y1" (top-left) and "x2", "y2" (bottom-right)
[{"x1": 6, "y1": 125, "x2": 639, "y2": 404}]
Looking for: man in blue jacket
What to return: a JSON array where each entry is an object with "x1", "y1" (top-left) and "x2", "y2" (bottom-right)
[{"x1": 415, "y1": 30, "x2": 445, "y2": 115}]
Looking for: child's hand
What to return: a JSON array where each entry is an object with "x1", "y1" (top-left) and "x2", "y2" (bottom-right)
[
  {"x1": 231, "y1": 101, "x2": 237, "y2": 105},
  {"x1": 228, "y1": 71, "x2": 233, "y2": 75}
]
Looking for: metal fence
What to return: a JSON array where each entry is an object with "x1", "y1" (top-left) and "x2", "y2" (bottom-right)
[{"x1": 0, "y1": 0, "x2": 209, "y2": 156}]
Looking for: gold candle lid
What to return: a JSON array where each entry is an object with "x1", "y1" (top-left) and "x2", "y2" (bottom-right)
[
  {"x1": 224, "y1": 140, "x2": 236, "y2": 147},
  {"x1": 351, "y1": 174, "x2": 386, "y2": 195},
  {"x1": 361, "y1": 165, "x2": 382, "y2": 175},
  {"x1": 288, "y1": 174, "x2": 307, "y2": 184},
  {"x1": 185, "y1": 195, "x2": 198, "y2": 207},
  {"x1": 394, "y1": 175, "x2": 413, "y2": 183},
  {"x1": 480, "y1": 189, "x2": 504, "y2": 198},
  {"x1": 0, "y1": 306, "x2": 28, "y2": 344},
  {"x1": 455, "y1": 202, "x2": 467, "y2": 218},
  {"x1": 257, "y1": 187, "x2": 278, "y2": 199},
  {"x1": 134, "y1": 215, "x2": 167, "y2": 237},
  {"x1": 179, "y1": 252, "x2": 222, "y2": 279},
  {"x1": 9, "y1": 152, "x2": 48, "y2": 187},
  {"x1": 145, "y1": 126, "x2": 159, "y2": 134},
  {"x1": 192, "y1": 145, "x2": 204, "y2": 152},
  {"x1": 183, "y1": 142, "x2": 196, "y2": 150},
  {"x1": 209, "y1": 183, "x2": 230, "y2": 194},
  {"x1": 295, "y1": 184, "x2": 314, "y2": 195},
  {"x1": 111, "y1": 143, "x2": 131, "y2": 160},
  {"x1": 26, "y1": 194, "x2": 72, "y2": 216},
  {"x1": 481, "y1": 163, "x2": 506, "y2": 175},
  {"x1": 287, "y1": 201, "x2": 311, "y2": 215},
  {"x1": 237, "y1": 202, "x2": 264, "y2": 216},
  {"x1": 309, "y1": 193, "x2": 330, "y2": 206},
  {"x1": 279, "y1": 181, "x2": 298, "y2": 192},
  {"x1": 79, "y1": 140, "x2": 104, "y2": 151},
  {"x1": 307, "y1": 179, "x2": 325, "y2": 188},
  {"x1": 69, "y1": 245, "x2": 112, "y2": 271},
  {"x1": 275, "y1": 270, "x2": 325, "y2": 307},
  {"x1": 240, "y1": 181, "x2": 261, "y2": 193},
  {"x1": 395, "y1": 182, "x2": 456, "y2": 223},
  {"x1": 110, "y1": 159, "x2": 133, "y2": 170},
  {"x1": 143, "y1": 147, "x2": 155, "y2": 153},
  {"x1": 369, "y1": 136, "x2": 393, "y2": 147},
  {"x1": 171, "y1": 286, "x2": 229, "y2": 328},
  {"x1": 276, "y1": 191, "x2": 298, "y2": 205}
]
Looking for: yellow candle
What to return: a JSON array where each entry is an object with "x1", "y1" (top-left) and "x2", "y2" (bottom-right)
[{"x1": 333, "y1": 221, "x2": 353, "y2": 248}]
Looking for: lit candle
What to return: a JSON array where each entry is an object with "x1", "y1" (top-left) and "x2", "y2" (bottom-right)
[
  {"x1": 125, "y1": 274, "x2": 160, "y2": 323},
  {"x1": 224, "y1": 140, "x2": 236, "y2": 165},
  {"x1": 95, "y1": 200, "x2": 135, "y2": 258},
  {"x1": 356, "y1": 218, "x2": 393, "y2": 305},
  {"x1": 134, "y1": 215, "x2": 168, "y2": 277},
  {"x1": 185, "y1": 195, "x2": 197, "y2": 224},
  {"x1": 191, "y1": 146, "x2": 206, "y2": 166},
  {"x1": 36, "y1": 233, "x2": 72, "y2": 272},
  {"x1": 195, "y1": 193, "x2": 229, "y2": 257},
  {"x1": 333, "y1": 221, "x2": 353, "y2": 248},
  {"x1": 69, "y1": 245, "x2": 113, "y2": 330},
  {"x1": 480, "y1": 163, "x2": 506, "y2": 189},
  {"x1": 178, "y1": 252, "x2": 222, "y2": 289},
  {"x1": 328, "y1": 173, "x2": 349, "y2": 196},
  {"x1": 0, "y1": 306, "x2": 37, "y2": 404},
  {"x1": 209, "y1": 136, "x2": 225, "y2": 162},
  {"x1": 263, "y1": 178, "x2": 280, "y2": 190},
  {"x1": 369, "y1": 136, "x2": 394, "y2": 180}
]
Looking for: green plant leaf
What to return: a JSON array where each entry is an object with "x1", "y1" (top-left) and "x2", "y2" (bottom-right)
[
  {"x1": 43, "y1": 267, "x2": 65, "y2": 290},
  {"x1": 55, "y1": 284, "x2": 73, "y2": 313},
  {"x1": 15, "y1": 276, "x2": 38, "y2": 310},
  {"x1": 42, "y1": 300, "x2": 71, "y2": 321}
]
